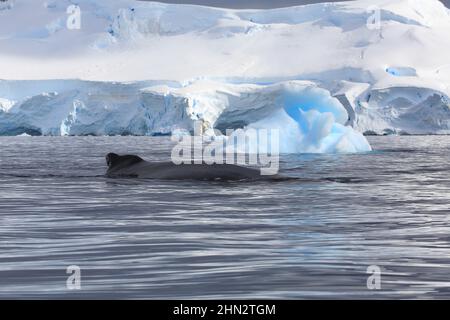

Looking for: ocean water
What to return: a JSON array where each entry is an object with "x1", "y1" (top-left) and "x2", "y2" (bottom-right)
[{"x1": 0, "y1": 135, "x2": 449, "y2": 299}]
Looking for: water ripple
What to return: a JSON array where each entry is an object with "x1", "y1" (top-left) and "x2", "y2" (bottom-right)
[{"x1": 0, "y1": 136, "x2": 450, "y2": 298}]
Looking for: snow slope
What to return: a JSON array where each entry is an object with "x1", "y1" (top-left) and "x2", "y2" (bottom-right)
[{"x1": 0, "y1": 0, "x2": 449, "y2": 141}]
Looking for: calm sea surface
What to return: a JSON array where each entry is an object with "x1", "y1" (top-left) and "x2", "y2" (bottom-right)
[{"x1": 0, "y1": 136, "x2": 449, "y2": 299}]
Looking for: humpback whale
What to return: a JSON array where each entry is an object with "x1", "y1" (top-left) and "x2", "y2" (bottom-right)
[{"x1": 105, "y1": 153, "x2": 274, "y2": 181}]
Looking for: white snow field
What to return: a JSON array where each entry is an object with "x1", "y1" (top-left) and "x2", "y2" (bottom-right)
[{"x1": 1, "y1": 0, "x2": 450, "y2": 151}]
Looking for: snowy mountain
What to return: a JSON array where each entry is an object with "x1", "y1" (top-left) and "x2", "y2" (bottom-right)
[{"x1": 0, "y1": 0, "x2": 450, "y2": 150}]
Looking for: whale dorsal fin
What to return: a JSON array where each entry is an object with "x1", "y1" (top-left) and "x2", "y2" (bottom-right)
[{"x1": 106, "y1": 153, "x2": 144, "y2": 169}]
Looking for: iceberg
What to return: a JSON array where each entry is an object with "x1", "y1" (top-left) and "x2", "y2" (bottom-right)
[{"x1": 223, "y1": 83, "x2": 371, "y2": 153}]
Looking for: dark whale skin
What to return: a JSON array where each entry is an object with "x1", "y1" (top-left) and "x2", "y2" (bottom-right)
[{"x1": 105, "y1": 153, "x2": 276, "y2": 181}]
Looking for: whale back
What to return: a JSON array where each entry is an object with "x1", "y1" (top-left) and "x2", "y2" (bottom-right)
[
  {"x1": 106, "y1": 153, "x2": 144, "y2": 172},
  {"x1": 105, "y1": 153, "x2": 285, "y2": 181}
]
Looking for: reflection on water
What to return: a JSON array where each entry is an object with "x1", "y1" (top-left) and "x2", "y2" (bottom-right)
[{"x1": 0, "y1": 136, "x2": 450, "y2": 298}]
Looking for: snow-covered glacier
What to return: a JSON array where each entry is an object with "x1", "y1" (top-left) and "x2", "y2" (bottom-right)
[{"x1": 1, "y1": 0, "x2": 450, "y2": 151}]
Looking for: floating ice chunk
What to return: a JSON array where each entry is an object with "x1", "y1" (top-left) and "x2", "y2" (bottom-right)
[
  {"x1": 171, "y1": 128, "x2": 191, "y2": 138},
  {"x1": 16, "y1": 132, "x2": 31, "y2": 137}
]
